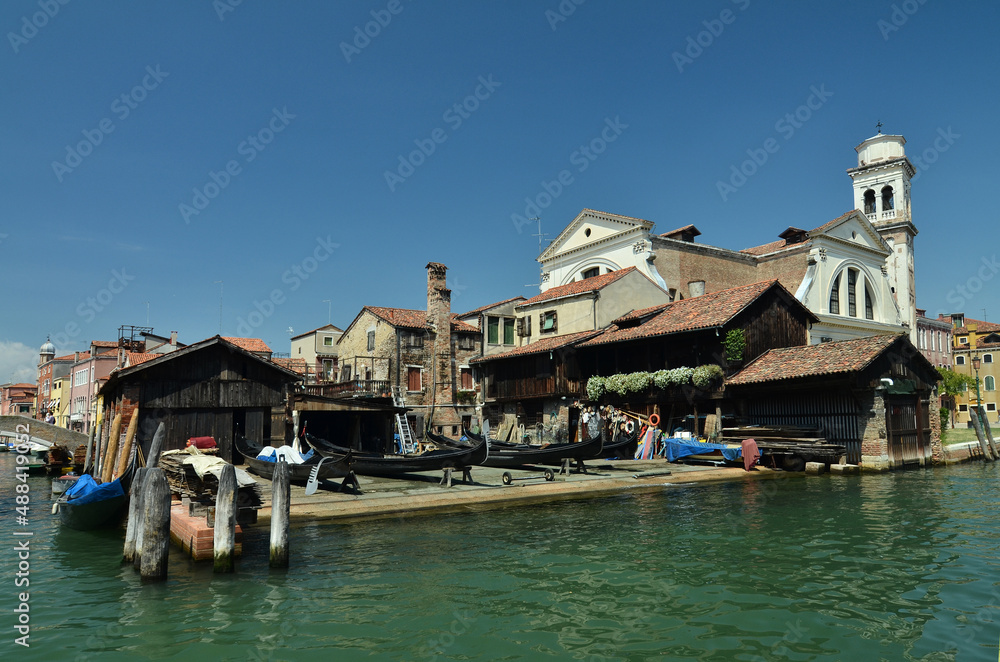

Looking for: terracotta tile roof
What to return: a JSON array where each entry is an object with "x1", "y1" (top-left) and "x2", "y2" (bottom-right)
[
  {"x1": 741, "y1": 211, "x2": 857, "y2": 255},
  {"x1": 611, "y1": 302, "x2": 672, "y2": 326},
  {"x1": 470, "y1": 330, "x2": 602, "y2": 363},
  {"x1": 221, "y1": 337, "x2": 273, "y2": 353},
  {"x1": 579, "y1": 280, "x2": 786, "y2": 348},
  {"x1": 521, "y1": 267, "x2": 638, "y2": 306},
  {"x1": 457, "y1": 296, "x2": 526, "y2": 319},
  {"x1": 363, "y1": 306, "x2": 477, "y2": 333},
  {"x1": 125, "y1": 352, "x2": 158, "y2": 366},
  {"x1": 272, "y1": 357, "x2": 309, "y2": 374},
  {"x1": 951, "y1": 317, "x2": 1000, "y2": 335},
  {"x1": 55, "y1": 352, "x2": 90, "y2": 362},
  {"x1": 91, "y1": 340, "x2": 118, "y2": 348},
  {"x1": 727, "y1": 334, "x2": 901, "y2": 385},
  {"x1": 6, "y1": 383, "x2": 36, "y2": 390},
  {"x1": 95, "y1": 349, "x2": 118, "y2": 358},
  {"x1": 659, "y1": 224, "x2": 701, "y2": 238}
]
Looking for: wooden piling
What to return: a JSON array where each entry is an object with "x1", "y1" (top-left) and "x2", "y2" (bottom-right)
[
  {"x1": 139, "y1": 468, "x2": 171, "y2": 582},
  {"x1": 970, "y1": 408, "x2": 993, "y2": 461},
  {"x1": 269, "y1": 457, "x2": 290, "y2": 568},
  {"x1": 982, "y1": 415, "x2": 999, "y2": 459},
  {"x1": 84, "y1": 424, "x2": 97, "y2": 475},
  {"x1": 123, "y1": 467, "x2": 148, "y2": 564},
  {"x1": 213, "y1": 464, "x2": 237, "y2": 573},
  {"x1": 147, "y1": 422, "x2": 167, "y2": 469},
  {"x1": 117, "y1": 409, "x2": 139, "y2": 478},
  {"x1": 101, "y1": 412, "x2": 123, "y2": 483}
]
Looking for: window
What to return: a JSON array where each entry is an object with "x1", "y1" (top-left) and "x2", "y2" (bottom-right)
[
  {"x1": 956, "y1": 356, "x2": 966, "y2": 366},
  {"x1": 74, "y1": 369, "x2": 88, "y2": 386},
  {"x1": 582, "y1": 267, "x2": 600, "y2": 279},
  {"x1": 517, "y1": 316, "x2": 532, "y2": 337},
  {"x1": 984, "y1": 354, "x2": 994, "y2": 363},
  {"x1": 402, "y1": 331, "x2": 424, "y2": 348},
  {"x1": 342, "y1": 365, "x2": 352, "y2": 382},
  {"x1": 829, "y1": 274, "x2": 840, "y2": 315},
  {"x1": 487, "y1": 317, "x2": 499, "y2": 344},
  {"x1": 959, "y1": 404, "x2": 968, "y2": 412},
  {"x1": 322, "y1": 359, "x2": 335, "y2": 381},
  {"x1": 43, "y1": 380, "x2": 49, "y2": 395},
  {"x1": 988, "y1": 403, "x2": 997, "y2": 412},
  {"x1": 986, "y1": 376, "x2": 996, "y2": 392},
  {"x1": 503, "y1": 318, "x2": 515, "y2": 345},
  {"x1": 457, "y1": 335, "x2": 476, "y2": 350},
  {"x1": 881, "y1": 185, "x2": 894, "y2": 211},
  {"x1": 407, "y1": 366, "x2": 422, "y2": 392},
  {"x1": 460, "y1": 367, "x2": 473, "y2": 390},
  {"x1": 863, "y1": 189, "x2": 876, "y2": 215},
  {"x1": 367, "y1": 330, "x2": 375, "y2": 351},
  {"x1": 323, "y1": 336, "x2": 333, "y2": 347},
  {"x1": 864, "y1": 284, "x2": 874, "y2": 320},
  {"x1": 847, "y1": 269, "x2": 857, "y2": 317},
  {"x1": 959, "y1": 337, "x2": 968, "y2": 344},
  {"x1": 540, "y1": 311, "x2": 557, "y2": 333}
]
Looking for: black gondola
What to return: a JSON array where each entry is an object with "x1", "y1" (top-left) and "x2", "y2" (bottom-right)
[
  {"x1": 55, "y1": 457, "x2": 136, "y2": 531},
  {"x1": 235, "y1": 436, "x2": 353, "y2": 484},
  {"x1": 435, "y1": 422, "x2": 604, "y2": 469},
  {"x1": 303, "y1": 433, "x2": 488, "y2": 476}
]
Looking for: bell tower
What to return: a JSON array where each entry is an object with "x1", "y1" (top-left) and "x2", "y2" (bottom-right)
[{"x1": 846, "y1": 129, "x2": 918, "y2": 341}]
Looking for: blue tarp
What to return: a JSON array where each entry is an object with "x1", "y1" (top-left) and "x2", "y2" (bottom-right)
[
  {"x1": 63, "y1": 474, "x2": 124, "y2": 506},
  {"x1": 661, "y1": 438, "x2": 742, "y2": 462}
]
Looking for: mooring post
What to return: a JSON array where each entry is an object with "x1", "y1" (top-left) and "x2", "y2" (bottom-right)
[
  {"x1": 270, "y1": 457, "x2": 290, "y2": 568},
  {"x1": 214, "y1": 464, "x2": 237, "y2": 573},
  {"x1": 147, "y1": 422, "x2": 166, "y2": 469},
  {"x1": 970, "y1": 408, "x2": 993, "y2": 461},
  {"x1": 139, "y1": 468, "x2": 171, "y2": 582},
  {"x1": 84, "y1": 424, "x2": 97, "y2": 475},
  {"x1": 122, "y1": 467, "x2": 149, "y2": 565}
]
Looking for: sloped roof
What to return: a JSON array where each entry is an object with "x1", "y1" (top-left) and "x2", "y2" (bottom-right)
[
  {"x1": 950, "y1": 317, "x2": 1000, "y2": 335},
  {"x1": 727, "y1": 334, "x2": 902, "y2": 385},
  {"x1": 610, "y1": 302, "x2": 673, "y2": 326},
  {"x1": 220, "y1": 337, "x2": 272, "y2": 353},
  {"x1": 522, "y1": 267, "x2": 638, "y2": 306},
  {"x1": 272, "y1": 357, "x2": 309, "y2": 374},
  {"x1": 659, "y1": 224, "x2": 701, "y2": 239},
  {"x1": 579, "y1": 280, "x2": 810, "y2": 348},
  {"x1": 55, "y1": 352, "x2": 90, "y2": 362},
  {"x1": 470, "y1": 330, "x2": 602, "y2": 363},
  {"x1": 125, "y1": 352, "x2": 158, "y2": 367},
  {"x1": 91, "y1": 340, "x2": 118, "y2": 348},
  {"x1": 363, "y1": 306, "x2": 478, "y2": 333},
  {"x1": 741, "y1": 210, "x2": 859, "y2": 256},
  {"x1": 290, "y1": 324, "x2": 343, "y2": 341},
  {"x1": 457, "y1": 296, "x2": 526, "y2": 319}
]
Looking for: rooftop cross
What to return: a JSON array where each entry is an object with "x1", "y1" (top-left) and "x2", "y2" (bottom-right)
[{"x1": 876, "y1": 120, "x2": 883, "y2": 134}]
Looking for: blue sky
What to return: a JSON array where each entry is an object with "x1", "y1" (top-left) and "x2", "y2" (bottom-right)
[{"x1": 2, "y1": 0, "x2": 998, "y2": 382}]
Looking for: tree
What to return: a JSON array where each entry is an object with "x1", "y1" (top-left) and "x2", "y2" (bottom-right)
[{"x1": 937, "y1": 367, "x2": 976, "y2": 396}]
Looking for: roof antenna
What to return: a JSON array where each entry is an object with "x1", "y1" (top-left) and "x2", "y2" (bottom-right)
[{"x1": 525, "y1": 217, "x2": 549, "y2": 290}]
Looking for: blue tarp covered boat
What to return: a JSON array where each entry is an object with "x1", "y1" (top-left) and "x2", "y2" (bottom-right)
[
  {"x1": 56, "y1": 473, "x2": 127, "y2": 530},
  {"x1": 661, "y1": 438, "x2": 743, "y2": 463}
]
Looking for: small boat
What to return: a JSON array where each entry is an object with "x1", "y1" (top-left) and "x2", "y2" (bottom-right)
[
  {"x1": 304, "y1": 433, "x2": 488, "y2": 477},
  {"x1": 54, "y1": 451, "x2": 137, "y2": 531},
  {"x1": 51, "y1": 474, "x2": 80, "y2": 496},
  {"x1": 234, "y1": 437, "x2": 353, "y2": 484},
  {"x1": 431, "y1": 427, "x2": 604, "y2": 469}
]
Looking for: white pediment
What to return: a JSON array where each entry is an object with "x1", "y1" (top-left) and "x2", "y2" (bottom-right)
[
  {"x1": 539, "y1": 209, "x2": 654, "y2": 263},
  {"x1": 812, "y1": 210, "x2": 890, "y2": 256}
]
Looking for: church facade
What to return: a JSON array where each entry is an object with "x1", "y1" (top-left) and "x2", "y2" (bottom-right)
[{"x1": 536, "y1": 132, "x2": 919, "y2": 344}]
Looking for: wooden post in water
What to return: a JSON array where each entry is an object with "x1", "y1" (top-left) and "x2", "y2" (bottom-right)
[
  {"x1": 122, "y1": 467, "x2": 149, "y2": 565},
  {"x1": 84, "y1": 425, "x2": 97, "y2": 475},
  {"x1": 270, "y1": 457, "x2": 290, "y2": 568},
  {"x1": 981, "y1": 415, "x2": 999, "y2": 459},
  {"x1": 969, "y1": 407, "x2": 993, "y2": 461},
  {"x1": 139, "y1": 468, "x2": 171, "y2": 582},
  {"x1": 214, "y1": 464, "x2": 237, "y2": 573},
  {"x1": 147, "y1": 422, "x2": 166, "y2": 469}
]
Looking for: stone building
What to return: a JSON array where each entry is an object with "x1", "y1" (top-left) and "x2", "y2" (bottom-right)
[
  {"x1": 290, "y1": 324, "x2": 343, "y2": 383},
  {"x1": 336, "y1": 263, "x2": 480, "y2": 437},
  {"x1": 455, "y1": 296, "x2": 525, "y2": 358},
  {"x1": 942, "y1": 313, "x2": 1000, "y2": 426}
]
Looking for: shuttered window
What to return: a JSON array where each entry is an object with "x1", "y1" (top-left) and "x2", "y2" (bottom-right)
[{"x1": 407, "y1": 366, "x2": 422, "y2": 392}]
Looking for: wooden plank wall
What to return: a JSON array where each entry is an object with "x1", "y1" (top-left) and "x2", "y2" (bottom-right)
[{"x1": 746, "y1": 391, "x2": 861, "y2": 464}]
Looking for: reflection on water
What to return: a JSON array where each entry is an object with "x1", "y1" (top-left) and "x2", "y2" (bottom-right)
[{"x1": 4, "y1": 455, "x2": 1000, "y2": 661}]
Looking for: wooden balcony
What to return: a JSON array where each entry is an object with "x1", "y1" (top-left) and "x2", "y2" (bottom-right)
[{"x1": 305, "y1": 379, "x2": 392, "y2": 399}]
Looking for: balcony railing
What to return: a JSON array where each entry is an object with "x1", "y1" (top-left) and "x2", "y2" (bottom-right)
[{"x1": 305, "y1": 379, "x2": 392, "y2": 399}]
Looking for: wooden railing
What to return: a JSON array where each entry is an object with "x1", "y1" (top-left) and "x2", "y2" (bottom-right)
[{"x1": 305, "y1": 379, "x2": 392, "y2": 399}]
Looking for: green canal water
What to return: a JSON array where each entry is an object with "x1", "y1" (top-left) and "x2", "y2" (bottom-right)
[{"x1": 4, "y1": 454, "x2": 1000, "y2": 661}]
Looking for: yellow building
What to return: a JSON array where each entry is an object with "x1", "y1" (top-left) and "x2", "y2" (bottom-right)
[
  {"x1": 50, "y1": 375, "x2": 71, "y2": 427},
  {"x1": 945, "y1": 314, "x2": 1000, "y2": 427}
]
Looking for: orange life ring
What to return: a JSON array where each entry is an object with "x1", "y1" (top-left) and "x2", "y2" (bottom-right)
[{"x1": 648, "y1": 414, "x2": 660, "y2": 426}]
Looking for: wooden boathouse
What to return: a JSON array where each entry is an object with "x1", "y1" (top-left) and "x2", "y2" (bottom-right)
[
  {"x1": 97, "y1": 336, "x2": 302, "y2": 463},
  {"x1": 726, "y1": 333, "x2": 943, "y2": 468}
]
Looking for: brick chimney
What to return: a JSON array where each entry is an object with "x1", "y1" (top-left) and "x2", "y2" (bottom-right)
[{"x1": 426, "y1": 262, "x2": 457, "y2": 427}]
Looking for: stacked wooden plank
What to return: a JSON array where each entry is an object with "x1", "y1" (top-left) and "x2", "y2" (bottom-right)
[
  {"x1": 158, "y1": 452, "x2": 263, "y2": 508},
  {"x1": 722, "y1": 426, "x2": 847, "y2": 464}
]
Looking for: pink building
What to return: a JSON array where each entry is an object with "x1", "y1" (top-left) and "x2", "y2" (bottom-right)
[
  {"x1": 66, "y1": 344, "x2": 118, "y2": 434},
  {"x1": 916, "y1": 309, "x2": 952, "y2": 368}
]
